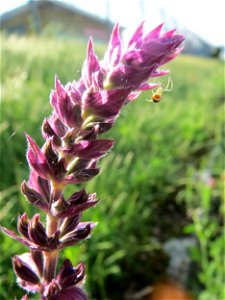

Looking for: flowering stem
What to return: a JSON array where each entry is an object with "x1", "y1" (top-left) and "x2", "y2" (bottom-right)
[
  {"x1": 46, "y1": 214, "x2": 58, "y2": 236},
  {"x1": 43, "y1": 182, "x2": 64, "y2": 282},
  {"x1": 43, "y1": 249, "x2": 59, "y2": 283},
  {"x1": 0, "y1": 22, "x2": 184, "y2": 299},
  {"x1": 43, "y1": 213, "x2": 59, "y2": 282}
]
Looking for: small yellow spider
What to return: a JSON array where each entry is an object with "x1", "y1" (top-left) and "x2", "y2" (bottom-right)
[{"x1": 147, "y1": 77, "x2": 173, "y2": 103}]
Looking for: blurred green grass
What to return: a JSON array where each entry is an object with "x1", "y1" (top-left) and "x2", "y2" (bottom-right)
[{"x1": 0, "y1": 33, "x2": 224, "y2": 300}]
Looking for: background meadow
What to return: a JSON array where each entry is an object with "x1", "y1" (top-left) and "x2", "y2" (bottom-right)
[{"x1": 0, "y1": 34, "x2": 224, "y2": 300}]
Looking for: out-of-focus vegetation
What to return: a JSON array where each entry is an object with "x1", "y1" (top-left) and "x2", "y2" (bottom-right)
[{"x1": 0, "y1": 33, "x2": 224, "y2": 300}]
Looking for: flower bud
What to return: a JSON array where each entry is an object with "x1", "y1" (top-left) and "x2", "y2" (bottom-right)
[
  {"x1": 82, "y1": 87, "x2": 131, "y2": 119},
  {"x1": 51, "y1": 77, "x2": 83, "y2": 129},
  {"x1": 12, "y1": 256, "x2": 40, "y2": 284},
  {"x1": 57, "y1": 260, "x2": 85, "y2": 289},
  {"x1": 43, "y1": 279, "x2": 60, "y2": 298},
  {"x1": 43, "y1": 139, "x2": 66, "y2": 180},
  {"x1": 42, "y1": 118, "x2": 62, "y2": 147},
  {"x1": 21, "y1": 181, "x2": 49, "y2": 212},
  {"x1": 64, "y1": 167, "x2": 100, "y2": 184},
  {"x1": 59, "y1": 222, "x2": 96, "y2": 249},
  {"x1": 63, "y1": 139, "x2": 114, "y2": 160},
  {"x1": 26, "y1": 134, "x2": 53, "y2": 180},
  {"x1": 28, "y1": 171, "x2": 51, "y2": 200},
  {"x1": 28, "y1": 214, "x2": 48, "y2": 246},
  {"x1": 17, "y1": 213, "x2": 29, "y2": 239},
  {"x1": 47, "y1": 113, "x2": 68, "y2": 138},
  {"x1": 60, "y1": 214, "x2": 81, "y2": 237}
]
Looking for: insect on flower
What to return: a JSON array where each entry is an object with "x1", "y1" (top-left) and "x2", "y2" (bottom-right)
[{"x1": 147, "y1": 77, "x2": 173, "y2": 103}]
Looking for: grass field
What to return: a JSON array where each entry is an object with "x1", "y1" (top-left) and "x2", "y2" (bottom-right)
[{"x1": 0, "y1": 33, "x2": 224, "y2": 300}]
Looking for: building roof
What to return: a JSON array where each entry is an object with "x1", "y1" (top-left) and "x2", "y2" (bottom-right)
[{"x1": 0, "y1": 0, "x2": 115, "y2": 28}]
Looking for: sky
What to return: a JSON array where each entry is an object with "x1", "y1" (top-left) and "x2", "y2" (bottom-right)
[{"x1": 0, "y1": 0, "x2": 224, "y2": 47}]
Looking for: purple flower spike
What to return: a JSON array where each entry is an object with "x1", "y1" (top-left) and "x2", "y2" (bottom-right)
[{"x1": 1, "y1": 21, "x2": 184, "y2": 299}]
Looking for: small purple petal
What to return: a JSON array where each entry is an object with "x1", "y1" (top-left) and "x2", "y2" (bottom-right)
[
  {"x1": 63, "y1": 167, "x2": 100, "y2": 184},
  {"x1": 67, "y1": 189, "x2": 89, "y2": 204},
  {"x1": 59, "y1": 222, "x2": 96, "y2": 248},
  {"x1": 82, "y1": 38, "x2": 101, "y2": 88},
  {"x1": 143, "y1": 23, "x2": 164, "y2": 42},
  {"x1": 128, "y1": 21, "x2": 144, "y2": 49},
  {"x1": 162, "y1": 28, "x2": 177, "y2": 38},
  {"x1": 12, "y1": 255, "x2": 40, "y2": 284},
  {"x1": 54, "y1": 199, "x2": 98, "y2": 218},
  {"x1": 151, "y1": 69, "x2": 170, "y2": 77},
  {"x1": 138, "y1": 82, "x2": 160, "y2": 91},
  {"x1": 41, "y1": 118, "x2": 62, "y2": 146},
  {"x1": 47, "y1": 113, "x2": 68, "y2": 138},
  {"x1": 159, "y1": 47, "x2": 184, "y2": 65},
  {"x1": 64, "y1": 139, "x2": 114, "y2": 160},
  {"x1": 26, "y1": 134, "x2": 52, "y2": 179},
  {"x1": 57, "y1": 260, "x2": 85, "y2": 289},
  {"x1": 47, "y1": 230, "x2": 61, "y2": 250},
  {"x1": 66, "y1": 82, "x2": 82, "y2": 105},
  {"x1": 28, "y1": 171, "x2": 51, "y2": 200},
  {"x1": 108, "y1": 63, "x2": 157, "y2": 90},
  {"x1": 21, "y1": 181, "x2": 49, "y2": 212},
  {"x1": 104, "y1": 23, "x2": 122, "y2": 67},
  {"x1": 51, "y1": 78, "x2": 82, "y2": 129},
  {"x1": 43, "y1": 139, "x2": 66, "y2": 179},
  {"x1": 127, "y1": 91, "x2": 141, "y2": 101},
  {"x1": 17, "y1": 213, "x2": 29, "y2": 239},
  {"x1": 60, "y1": 214, "x2": 81, "y2": 237},
  {"x1": 83, "y1": 87, "x2": 131, "y2": 119},
  {"x1": 53, "y1": 190, "x2": 98, "y2": 219},
  {"x1": 43, "y1": 279, "x2": 60, "y2": 298},
  {"x1": 28, "y1": 214, "x2": 48, "y2": 246}
]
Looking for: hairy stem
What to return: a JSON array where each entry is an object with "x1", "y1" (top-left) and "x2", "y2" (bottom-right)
[
  {"x1": 43, "y1": 214, "x2": 59, "y2": 283},
  {"x1": 43, "y1": 249, "x2": 59, "y2": 283}
]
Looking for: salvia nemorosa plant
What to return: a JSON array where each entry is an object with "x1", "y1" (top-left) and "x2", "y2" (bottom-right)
[{"x1": 1, "y1": 23, "x2": 184, "y2": 299}]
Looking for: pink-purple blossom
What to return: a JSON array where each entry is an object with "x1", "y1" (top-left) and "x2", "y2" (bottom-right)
[{"x1": 1, "y1": 22, "x2": 184, "y2": 299}]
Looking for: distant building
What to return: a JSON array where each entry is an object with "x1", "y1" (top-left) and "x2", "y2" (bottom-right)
[
  {"x1": 0, "y1": 0, "x2": 115, "y2": 43},
  {"x1": 157, "y1": 7, "x2": 215, "y2": 57},
  {"x1": 181, "y1": 28, "x2": 214, "y2": 57}
]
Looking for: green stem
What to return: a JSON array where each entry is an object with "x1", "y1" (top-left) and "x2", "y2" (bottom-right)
[{"x1": 42, "y1": 175, "x2": 63, "y2": 284}]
